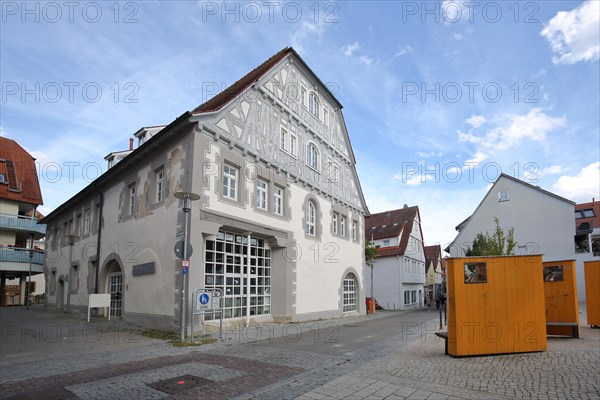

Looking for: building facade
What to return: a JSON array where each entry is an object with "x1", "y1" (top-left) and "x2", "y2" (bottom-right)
[
  {"x1": 448, "y1": 173, "x2": 576, "y2": 258},
  {"x1": 41, "y1": 48, "x2": 369, "y2": 331},
  {"x1": 424, "y1": 244, "x2": 443, "y2": 304},
  {"x1": 365, "y1": 206, "x2": 426, "y2": 310},
  {"x1": 0, "y1": 138, "x2": 46, "y2": 306}
]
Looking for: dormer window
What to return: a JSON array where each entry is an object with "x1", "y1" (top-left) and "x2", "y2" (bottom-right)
[{"x1": 309, "y1": 92, "x2": 320, "y2": 119}]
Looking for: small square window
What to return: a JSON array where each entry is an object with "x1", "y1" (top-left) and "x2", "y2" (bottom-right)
[
  {"x1": 464, "y1": 262, "x2": 487, "y2": 283},
  {"x1": 498, "y1": 191, "x2": 509, "y2": 202},
  {"x1": 544, "y1": 265, "x2": 564, "y2": 282}
]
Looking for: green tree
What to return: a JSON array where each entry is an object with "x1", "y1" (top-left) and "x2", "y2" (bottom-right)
[
  {"x1": 365, "y1": 240, "x2": 380, "y2": 314},
  {"x1": 465, "y1": 217, "x2": 516, "y2": 256},
  {"x1": 365, "y1": 240, "x2": 379, "y2": 268}
]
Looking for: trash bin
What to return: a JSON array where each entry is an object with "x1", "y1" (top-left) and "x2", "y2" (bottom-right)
[{"x1": 366, "y1": 297, "x2": 376, "y2": 314}]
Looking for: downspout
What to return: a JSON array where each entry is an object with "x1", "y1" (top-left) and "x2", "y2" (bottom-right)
[{"x1": 94, "y1": 190, "x2": 104, "y2": 294}]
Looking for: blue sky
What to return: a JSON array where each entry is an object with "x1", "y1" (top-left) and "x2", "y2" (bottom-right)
[{"x1": 2, "y1": 0, "x2": 599, "y2": 249}]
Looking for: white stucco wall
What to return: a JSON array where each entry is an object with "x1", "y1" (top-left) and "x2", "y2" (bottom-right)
[{"x1": 450, "y1": 176, "x2": 575, "y2": 258}]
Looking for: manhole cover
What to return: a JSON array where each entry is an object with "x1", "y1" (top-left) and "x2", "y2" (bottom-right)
[{"x1": 147, "y1": 374, "x2": 213, "y2": 394}]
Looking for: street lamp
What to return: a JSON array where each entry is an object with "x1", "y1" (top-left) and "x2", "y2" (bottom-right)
[{"x1": 174, "y1": 191, "x2": 200, "y2": 342}]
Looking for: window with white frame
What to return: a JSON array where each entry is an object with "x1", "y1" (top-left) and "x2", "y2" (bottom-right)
[
  {"x1": 383, "y1": 239, "x2": 390, "y2": 247},
  {"x1": 323, "y1": 108, "x2": 329, "y2": 126},
  {"x1": 280, "y1": 127, "x2": 287, "y2": 151},
  {"x1": 128, "y1": 184, "x2": 136, "y2": 215},
  {"x1": 156, "y1": 166, "x2": 165, "y2": 202},
  {"x1": 256, "y1": 179, "x2": 267, "y2": 210},
  {"x1": 332, "y1": 213, "x2": 338, "y2": 234},
  {"x1": 498, "y1": 191, "x2": 509, "y2": 202},
  {"x1": 343, "y1": 273, "x2": 358, "y2": 312},
  {"x1": 404, "y1": 291, "x2": 410, "y2": 305},
  {"x1": 290, "y1": 133, "x2": 297, "y2": 157},
  {"x1": 340, "y1": 216, "x2": 346, "y2": 236},
  {"x1": 306, "y1": 200, "x2": 316, "y2": 236},
  {"x1": 352, "y1": 220, "x2": 357, "y2": 241},
  {"x1": 223, "y1": 164, "x2": 238, "y2": 200},
  {"x1": 309, "y1": 92, "x2": 320, "y2": 119},
  {"x1": 273, "y1": 186, "x2": 283, "y2": 215},
  {"x1": 306, "y1": 143, "x2": 319, "y2": 171}
]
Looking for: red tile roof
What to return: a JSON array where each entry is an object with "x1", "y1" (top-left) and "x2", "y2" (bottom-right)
[
  {"x1": 191, "y1": 47, "x2": 343, "y2": 115},
  {"x1": 424, "y1": 244, "x2": 441, "y2": 262},
  {"x1": 366, "y1": 206, "x2": 422, "y2": 258},
  {"x1": 0, "y1": 137, "x2": 43, "y2": 206},
  {"x1": 192, "y1": 48, "x2": 292, "y2": 114}
]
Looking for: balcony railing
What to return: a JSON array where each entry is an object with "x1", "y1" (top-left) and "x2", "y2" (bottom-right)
[
  {"x1": 0, "y1": 213, "x2": 46, "y2": 236},
  {"x1": 0, "y1": 247, "x2": 45, "y2": 265}
]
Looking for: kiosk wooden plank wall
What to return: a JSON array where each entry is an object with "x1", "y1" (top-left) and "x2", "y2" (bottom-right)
[
  {"x1": 543, "y1": 260, "x2": 579, "y2": 336},
  {"x1": 584, "y1": 260, "x2": 600, "y2": 327},
  {"x1": 447, "y1": 255, "x2": 547, "y2": 356}
]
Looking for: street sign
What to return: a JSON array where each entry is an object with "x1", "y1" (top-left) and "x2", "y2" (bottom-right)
[
  {"x1": 191, "y1": 288, "x2": 223, "y2": 342},
  {"x1": 174, "y1": 240, "x2": 193, "y2": 258}
]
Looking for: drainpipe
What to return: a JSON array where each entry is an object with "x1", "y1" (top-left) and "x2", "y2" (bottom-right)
[{"x1": 94, "y1": 190, "x2": 104, "y2": 295}]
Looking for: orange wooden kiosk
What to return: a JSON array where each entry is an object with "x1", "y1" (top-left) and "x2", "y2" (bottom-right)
[
  {"x1": 584, "y1": 260, "x2": 600, "y2": 327},
  {"x1": 446, "y1": 255, "x2": 547, "y2": 357},
  {"x1": 543, "y1": 260, "x2": 579, "y2": 337}
]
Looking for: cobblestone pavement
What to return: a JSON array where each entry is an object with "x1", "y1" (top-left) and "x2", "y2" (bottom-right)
[{"x1": 0, "y1": 307, "x2": 598, "y2": 400}]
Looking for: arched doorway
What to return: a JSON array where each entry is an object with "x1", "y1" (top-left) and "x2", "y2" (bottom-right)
[
  {"x1": 56, "y1": 277, "x2": 65, "y2": 310},
  {"x1": 101, "y1": 257, "x2": 124, "y2": 318}
]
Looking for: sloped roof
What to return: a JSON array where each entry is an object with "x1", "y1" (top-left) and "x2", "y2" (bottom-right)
[
  {"x1": 424, "y1": 244, "x2": 441, "y2": 262},
  {"x1": 366, "y1": 206, "x2": 421, "y2": 258},
  {"x1": 0, "y1": 137, "x2": 43, "y2": 206},
  {"x1": 454, "y1": 173, "x2": 575, "y2": 233},
  {"x1": 191, "y1": 47, "x2": 343, "y2": 115}
]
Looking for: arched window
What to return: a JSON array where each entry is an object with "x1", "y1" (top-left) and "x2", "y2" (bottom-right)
[
  {"x1": 309, "y1": 92, "x2": 320, "y2": 119},
  {"x1": 306, "y1": 200, "x2": 316, "y2": 236},
  {"x1": 343, "y1": 273, "x2": 358, "y2": 312},
  {"x1": 306, "y1": 142, "x2": 319, "y2": 171}
]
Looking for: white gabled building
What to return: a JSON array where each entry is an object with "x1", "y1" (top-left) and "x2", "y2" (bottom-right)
[
  {"x1": 365, "y1": 206, "x2": 426, "y2": 310},
  {"x1": 41, "y1": 47, "x2": 369, "y2": 331},
  {"x1": 447, "y1": 173, "x2": 575, "y2": 258}
]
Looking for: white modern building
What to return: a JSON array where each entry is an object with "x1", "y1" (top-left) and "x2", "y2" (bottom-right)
[
  {"x1": 41, "y1": 47, "x2": 369, "y2": 331},
  {"x1": 447, "y1": 173, "x2": 599, "y2": 298},
  {"x1": 365, "y1": 206, "x2": 426, "y2": 310},
  {"x1": 0, "y1": 137, "x2": 46, "y2": 306}
]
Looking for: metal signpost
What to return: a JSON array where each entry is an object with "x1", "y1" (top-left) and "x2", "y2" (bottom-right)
[
  {"x1": 173, "y1": 191, "x2": 200, "y2": 343},
  {"x1": 191, "y1": 288, "x2": 223, "y2": 342}
]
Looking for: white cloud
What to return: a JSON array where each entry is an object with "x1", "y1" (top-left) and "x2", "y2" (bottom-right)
[
  {"x1": 290, "y1": 22, "x2": 326, "y2": 55},
  {"x1": 459, "y1": 108, "x2": 566, "y2": 152},
  {"x1": 342, "y1": 42, "x2": 360, "y2": 56},
  {"x1": 552, "y1": 162, "x2": 600, "y2": 203},
  {"x1": 358, "y1": 55, "x2": 374, "y2": 65},
  {"x1": 416, "y1": 151, "x2": 444, "y2": 158},
  {"x1": 466, "y1": 115, "x2": 486, "y2": 128},
  {"x1": 539, "y1": 165, "x2": 568, "y2": 177},
  {"x1": 540, "y1": 0, "x2": 600, "y2": 64},
  {"x1": 395, "y1": 46, "x2": 413, "y2": 57},
  {"x1": 442, "y1": 1, "x2": 473, "y2": 22},
  {"x1": 453, "y1": 33, "x2": 463, "y2": 41}
]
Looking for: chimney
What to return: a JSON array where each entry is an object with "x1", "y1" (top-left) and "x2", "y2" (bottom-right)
[{"x1": 129, "y1": 138, "x2": 134, "y2": 151}]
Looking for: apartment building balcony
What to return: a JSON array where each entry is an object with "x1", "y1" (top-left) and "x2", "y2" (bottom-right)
[
  {"x1": 0, "y1": 247, "x2": 44, "y2": 275},
  {"x1": 0, "y1": 213, "x2": 46, "y2": 239}
]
